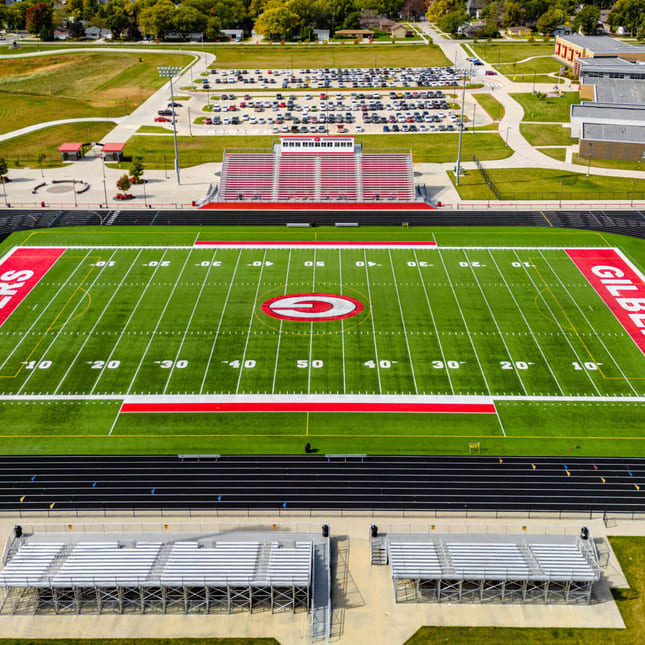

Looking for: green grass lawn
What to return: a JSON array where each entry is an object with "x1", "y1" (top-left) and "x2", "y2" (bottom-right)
[
  {"x1": 0, "y1": 121, "x2": 115, "y2": 167},
  {"x1": 520, "y1": 123, "x2": 577, "y2": 146},
  {"x1": 406, "y1": 536, "x2": 645, "y2": 645},
  {"x1": 0, "y1": 51, "x2": 192, "y2": 132},
  {"x1": 572, "y1": 154, "x2": 645, "y2": 172},
  {"x1": 470, "y1": 42, "x2": 555, "y2": 65},
  {"x1": 450, "y1": 167, "x2": 645, "y2": 200},
  {"x1": 119, "y1": 133, "x2": 512, "y2": 168},
  {"x1": 473, "y1": 93, "x2": 505, "y2": 121},
  {"x1": 537, "y1": 147, "x2": 567, "y2": 161},
  {"x1": 0, "y1": 225, "x2": 644, "y2": 457},
  {"x1": 510, "y1": 92, "x2": 581, "y2": 122}
]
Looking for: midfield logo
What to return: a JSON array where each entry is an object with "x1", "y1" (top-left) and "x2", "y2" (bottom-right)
[{"x1": 261, "y1": 293, "x2": 363, "y2": 322}]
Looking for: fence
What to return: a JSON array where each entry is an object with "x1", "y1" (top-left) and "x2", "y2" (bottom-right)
[{"x1": 472, "y1": 153, "x2": 501, "y2": 200}]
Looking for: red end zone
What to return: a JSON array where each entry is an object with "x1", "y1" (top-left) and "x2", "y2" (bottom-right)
[
  {"x1": 120, "y1": 401, "x2": 496, "y2": 414},
  {"x1": 566, "y1": 248, "x2": 645, "y2": 354},
  {"x1": 0, "y1": 247, "x2": 65, "y2": 327}
]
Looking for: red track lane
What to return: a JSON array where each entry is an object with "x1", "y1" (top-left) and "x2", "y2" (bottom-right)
[
  {"x1": 0, "y1": 247, "x2": 66, "y2": 327},
  {"x1": 199, "y1": 202, "x2": 433, "y2": 210},
  {"x1": 195, "y1": 240, "x2": 437, "y2": 246},
  {"x1": 120, "y1": 402, "x2": 496, "y2": 414}
]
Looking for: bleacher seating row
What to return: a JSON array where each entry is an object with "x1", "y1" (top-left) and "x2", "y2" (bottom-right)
[{"x1": 219, "y1": 151, "x2": 414, "y2": 203}]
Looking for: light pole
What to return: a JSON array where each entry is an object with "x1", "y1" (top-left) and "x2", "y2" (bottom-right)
[
  {"x1": 1, "y1": 177, "x2": 7, "y2": 206},
  {"x1": 143, "y1": 178, "x2": 148, "y2": 207},
  {"x1": 158, "y1": 66, "x2": 182, "y2": 185},
  {"x1": 455, "y1": 71, "x2": 467, "y2": 186},
  {"x1": 103, "y1": 178, "x2": 108, "y2": 207},
  {"x1": 188, "y1": 106, "x2": 192, "y2": 136}
]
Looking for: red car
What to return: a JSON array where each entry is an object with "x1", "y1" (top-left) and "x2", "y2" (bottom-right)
[
  {"x1": 485, "y1": 70, "x2": 497, "y2": 76},
  {"x1": 154, "y1": 117, "x2": 170, "y2": 122}
]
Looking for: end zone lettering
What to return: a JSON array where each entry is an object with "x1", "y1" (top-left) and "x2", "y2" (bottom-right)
[
  {"x1": 0, "y1": 247, "x2": 66, "y2": 328},
  {"x1": 566, "y1": 248, "x2": 645, "y2": 354}
]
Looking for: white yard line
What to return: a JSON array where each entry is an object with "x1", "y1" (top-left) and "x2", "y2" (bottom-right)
[
  {"x1": 463, "y1": 249, "x2": 528, "y2": 396},
  {"x1": 363, "y1": 249, "x2": 382, "y2": 394},
  {"x1": 412, "y1": 249, "x2": 453, "y2": 395},
  {"x1": 487, "y1": 250, "x2": 563, "y2": 396},
  {"x1": 235, "y1": 249, "x2": 268, "y2": 394},
  {"x1": 0, "y1": 250, "x2": 92, "y2": 377},
  {"x1": 387, "y1": 250, "x2": 418, "y2": 395},
  {"x1": 271, "y1": 249, "x2": 292, "y2": 395},
  {"x1": 89, "y1": 249, "x2": 171, "y2": 395},
  {"x1": 17, "y1": 250, "x2": 120, "y2": 395},
  {"x1": 435, "y1": 248, "x2": 491, "y2": 396},
  {"x1": 199, "y1": 249, "x2": 243, "y2": 394},
  {"x1": 53, "y1": 249, "x2": 143, "y2": 395},
  {"x1": 125, "y1": 249, "x2": 194, "y2": 395},
  {"x1": 162, "y1": 248, "x2": 218, "y2": 395},
  {"x1": 339, "y1": 249, "x2": 346, "y2": 395},
  {"x1": 308, "y1": 249, "x2": 316, "y2": 394},
  {"x1": 541, "y1": 250, "x2": 639, "y2": 397},
  {"x1": 514, "y1": 249, "x2": 602, "y2": 396}
]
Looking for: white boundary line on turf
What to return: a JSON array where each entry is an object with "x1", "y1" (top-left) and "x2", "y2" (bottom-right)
[
  {"x1": 16, "y1": 245, "x2": 622, "y2": 251},
  {"x1": 2, "y1": 393, "x2": 644, "y2": 403}
]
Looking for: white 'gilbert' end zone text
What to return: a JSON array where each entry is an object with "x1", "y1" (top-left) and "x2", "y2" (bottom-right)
[
  {"x1": 592, "y1": 265, "x2": 645, "y2": 336},
  {"x1": 0, "y1": 270, "x2": 35, "y2": 310}
]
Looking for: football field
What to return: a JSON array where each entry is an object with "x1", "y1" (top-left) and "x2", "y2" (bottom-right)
[{"x1": 0, "y1": 226, "x2": 644, "y2": 456}]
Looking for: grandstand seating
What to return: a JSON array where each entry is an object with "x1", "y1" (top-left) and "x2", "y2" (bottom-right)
[
  {"x1": 362, "y1": 154, "x2": 414, "y2": 202},
  {"x1": 218, "y1": 150, "x2": 415, "y2": 203},
  {"x1": 220, "y1": 153, "x2": 274, "y2": 201}
]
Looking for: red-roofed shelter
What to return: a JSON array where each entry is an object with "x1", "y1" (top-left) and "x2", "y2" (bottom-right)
[
  {"x1": 57, "y1": 142, "x2": 83, "y2": 161},
  {"x1": 102, "y1": 142, "x2": 125, "y2": 161}
]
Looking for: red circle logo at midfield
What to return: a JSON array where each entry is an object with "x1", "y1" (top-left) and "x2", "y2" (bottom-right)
[{"x1": 261, "y1": 293, "x2": 363, "y2": 322}]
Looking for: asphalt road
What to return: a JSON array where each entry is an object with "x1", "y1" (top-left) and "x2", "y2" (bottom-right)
[{"x1": 1, "y1": 455, "x2": 643, "y2": 513}]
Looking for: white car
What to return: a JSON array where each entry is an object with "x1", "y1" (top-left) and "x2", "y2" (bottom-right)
[
  {"x1": 355, "y1": 125, "x2": 363, "y2": 132},
  {"x1": 223, "y1": 117, "x2": 230, "y2": 125}
]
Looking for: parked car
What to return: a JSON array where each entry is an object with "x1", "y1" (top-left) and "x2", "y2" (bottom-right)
[{"x1": 154, "y1": 117, "x2": 170, "y2": 122}]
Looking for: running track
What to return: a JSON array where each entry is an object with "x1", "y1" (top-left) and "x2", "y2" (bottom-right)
[{"x1": 1, "y1": 455, "x2": 644, "y2": 513}]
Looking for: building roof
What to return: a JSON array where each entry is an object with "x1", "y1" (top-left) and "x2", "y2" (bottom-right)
[
  {"x1": 335, "y1": 29, "x2": 374, "y2": 35},
  {"x1": 102, "y1": 142, "x2": 125, "y2": 153},
  {"x1": 557, "y1": 34, "x2": 645, "y2": 55},
  {"x1": 578, "y1": 56, "x2": 639, "y2": 70},
  {"x1": 571, "y1": 102, "x2": 645, "y2": 122},
  {"x1": 57, "y1": 142, "x2": 83, "y2": 152},
  {"x1": 582, "y1": 122, "x2": 645, "y2": 145},
  {"x1": 387, "y1": 533, "x2": 600, "y2": 582},
  {"x1": 593, "y1": 79, "x2": 645, "y2": 105}
]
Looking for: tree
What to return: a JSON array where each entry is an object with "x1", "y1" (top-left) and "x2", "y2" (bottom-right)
[
  {"x1": 501, "y1": 1, "x2": 523, "y2": 28},
  {"x1": 67, "y1": 19, "x2": 85, "y2": 38},
  {"x1": 116, "y1": 173, "x2": 131, "y2": 195},
  {"x1": 437, "y1": 9, "x2": 466, "y2": 33},
  {"x1": 402, "y1": 0, "x2": 427, "y2": 19},
  {"x1": 139, "y1": 0, "x2": 175, "y2": 39},
  {"x1": 427, "y1": 0, "x2": 465, "y2": 22},
  {"x1": 173, "y1": 4, "x2": 207, "y2": 35},
  {"x1": 254, "y1": 2, "x2": 300, "y2": 39},
  {"x1": 129, "y1": 157, "x2": 144, "y2": 183},
  {"x1": 25, "y1": 3, "x2": 53, "y2": 36},
  {"x1": 0, "y1": 157, "x2": 8, "y2": 182},
  {"x1": 536, "y1": 8, "x2": 560, "y2": 34},
  {"x1": 573, "y1": 5, "x2": 599, "y2": 34},
  {"x1": 104, "y1": 8, "x2": 130, "y2": 39},
  {"x1": 608, "y1": 0, "x2": 645, "y2": 36}
]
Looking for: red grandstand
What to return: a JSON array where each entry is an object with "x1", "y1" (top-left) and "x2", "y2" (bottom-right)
[{"x1": 200, "y1": 136, "x2": 432, "y2": 210}]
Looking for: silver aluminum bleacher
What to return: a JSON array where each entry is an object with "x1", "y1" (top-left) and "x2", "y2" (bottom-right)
[
  {"x1": 268, "y1": 541, "x2": 312, "y2": 586},
  {"x1": 52, "y1": 541, "x2": 162, "y2": 587},
  {"x1": 529, "y1": 543, "x2": 597, "y2": 581},
  {"x1": 388, "y1": 542, "x2": 442, "y2": 579},
  {"x1": 0, "y1": 542, "x2": 65, "y2": 587},
  {"x1": 447, "y1": 542, "x2": 530, "y2": 579}
]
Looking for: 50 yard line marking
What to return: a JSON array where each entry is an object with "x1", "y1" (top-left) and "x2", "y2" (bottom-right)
[
  {"x1": 388, "y1": 250, "x2": 418, "y2": 394},
  {"x1": 0, "y1": 250, "x2": 92, "y2": 379},
  {"x1": 53, "y1": 249, "x2": 144, "y2": 395},
  {"x1": 308, "y1": 248, "x2": 316, "y2": 394},
  {"x1": 89, "y1": 248, "x2": 170, "y2": 395},
  {"x1": 339, "y1": 249, "x2": 346, "y2": 395},
  {"x1": 487, "y1": 250, "x2": 563, "y2": 396},
  {"x1": 235, "y1": 248, "x2": 268, "y2": 394},
  {"x1": 163, "y1": 248, "x2": 219, "y2": 395},
  {"x1": 271, "y1": 249, "x2": 292, "y2": 394},
  {"x1": 463, "y1": 249, "x2": 528, "y2": 396},
  {"x1": 17, "y1": 250, "x2": 120, "y2": 395},
  {"x1": 126, "y1": 249, "x2": 194, "y2": 395},
  {"x1": 363, "y1": 249, "x2": 382, "y2": 394},
  {"x1": 200, "y1": 249, "x2": 242, "y2": 394}
]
